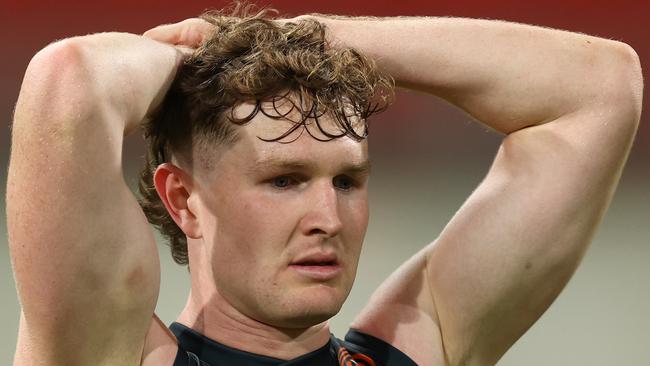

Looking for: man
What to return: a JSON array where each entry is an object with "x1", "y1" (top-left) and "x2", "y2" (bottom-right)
[{"x1": 7, "y1": 4, "x2": 642, "y2": 366}]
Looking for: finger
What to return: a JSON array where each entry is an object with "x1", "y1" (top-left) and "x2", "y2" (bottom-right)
[
  {"x1": 143, "y1": 23, "x2": 180, "y2": 44},
  {"x1": 276, "y1": 15, "x2": 309, "y2": 25},
  {"x1": 175, "y1": 45, "x2": 196, "y2": 58},
  {"x1": 143, "y1": 18, "x2": 214, "y2": 48}
]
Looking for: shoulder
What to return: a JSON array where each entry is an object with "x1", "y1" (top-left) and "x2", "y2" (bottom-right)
[
  {"x1": 350, "y1": 245, "x2": 448, "y2": 366},
  {"x1": 141, "y1": 314, "x2": 180, "y2": 366}
]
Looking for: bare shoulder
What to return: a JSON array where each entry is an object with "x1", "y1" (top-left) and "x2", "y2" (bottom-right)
[
  {"x1": 351, "y1": 245, "x2": 447, "y2": 366},
  {"x1": 141, "y1": 314, "x2": 179, "y2": 366}
]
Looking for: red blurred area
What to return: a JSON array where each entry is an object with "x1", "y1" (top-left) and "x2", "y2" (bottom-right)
[{"x1": 1, "y1": 0, "x2": 648, "y2": 149}]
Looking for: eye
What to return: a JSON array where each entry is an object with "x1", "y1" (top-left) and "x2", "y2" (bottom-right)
[
  {"x1": 333, "y1": 175, "x2": 355, "y2": 190},
  {"x1": 271, "y1": 175, "x2": 296, "y2": 189}
]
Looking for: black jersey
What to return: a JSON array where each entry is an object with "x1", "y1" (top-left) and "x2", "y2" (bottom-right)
[{"x1": 170, "y1": 322, "x2": 417, "y2": 366}]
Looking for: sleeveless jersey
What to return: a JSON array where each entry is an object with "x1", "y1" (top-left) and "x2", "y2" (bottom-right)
[{"x1": 170, "y1": 322, "x2": 417, "y2": 366}]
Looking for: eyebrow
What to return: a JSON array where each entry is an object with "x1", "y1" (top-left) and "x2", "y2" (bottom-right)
[{"x1": 248, "y1": 157, "x2": 371, "y2": 176}]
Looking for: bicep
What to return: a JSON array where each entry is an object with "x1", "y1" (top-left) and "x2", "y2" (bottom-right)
[
  {"x1": 428, "y1": 108, "x2": 638, "y2": 364},
  {"x1": 352, "y1": 107, "x2": 638, "y2": 365}
]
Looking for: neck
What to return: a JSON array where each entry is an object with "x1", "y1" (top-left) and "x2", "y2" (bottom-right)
[{"x1": 176, "y1": 279, "x2": 332, "y2": 360}]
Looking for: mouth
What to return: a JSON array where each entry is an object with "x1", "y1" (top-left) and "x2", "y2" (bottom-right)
[{"x1": 289, "y1": 254, "x2": 342, "y2": 281}]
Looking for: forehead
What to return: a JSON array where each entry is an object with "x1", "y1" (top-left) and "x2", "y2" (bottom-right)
[{"x1": 217, "y1": 102, "x2": 369, "y2": 173}]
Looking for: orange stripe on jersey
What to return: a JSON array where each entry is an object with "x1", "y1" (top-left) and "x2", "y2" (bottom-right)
[
  {"x1": 337, "y1": 345, "x2": 377, "y2": 366},
  {"x1": 352, "y1": 353, "x2": 377, "y2": 366}
]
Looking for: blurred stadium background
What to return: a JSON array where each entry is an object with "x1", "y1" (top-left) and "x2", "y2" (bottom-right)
[{"x1": 1, "y1": 0, "x2": 648, "y2": 364}]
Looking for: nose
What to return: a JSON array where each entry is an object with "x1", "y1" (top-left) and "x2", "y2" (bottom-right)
[{"x1": 299, "y1": 180, "x2": 343, "y2": 238}]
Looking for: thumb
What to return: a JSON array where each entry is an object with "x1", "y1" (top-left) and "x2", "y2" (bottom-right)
[{"x1": 143, "y1": 18, "x2": 214, "y2": 48}]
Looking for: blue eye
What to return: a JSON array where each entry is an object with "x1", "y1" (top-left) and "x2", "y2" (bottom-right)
[{"x1": 272, "y1": 176, "x2": 294, "y2": 188}]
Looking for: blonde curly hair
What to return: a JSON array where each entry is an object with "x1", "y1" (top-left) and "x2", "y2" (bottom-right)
[{"x1": 138, "y1": 4, "x2": 394, "y2": 266}]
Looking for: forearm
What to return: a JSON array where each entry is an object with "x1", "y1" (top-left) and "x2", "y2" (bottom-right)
[{"x1": 315, "y1": 16, "x2": 641, "y2": 133}]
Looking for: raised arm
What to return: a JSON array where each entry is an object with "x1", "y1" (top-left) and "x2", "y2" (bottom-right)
[
  {"x1": 7, "y1": 33, "x2": 186, "y2": 365},
  {"x1": 310, "y1": 16, "x2": 642, "y2": 365}
]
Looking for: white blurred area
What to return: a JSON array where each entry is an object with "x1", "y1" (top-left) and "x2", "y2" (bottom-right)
[{"x1": 1, "y1": 92, "x2": 648, "y2": 365}]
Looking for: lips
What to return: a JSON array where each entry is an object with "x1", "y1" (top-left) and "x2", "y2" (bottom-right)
[
  {"x1": 289, "y1": 252, "x2": 341, "y2": 281},
  {"x1": 291, "y1": 252, "x2": 339, "y2": 266}
]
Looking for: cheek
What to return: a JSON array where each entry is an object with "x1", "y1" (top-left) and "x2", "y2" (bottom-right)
[
  {"x1": 339, "y1": 194, "x2": 369, "y2": 268},
  {"x1": 212, "y1": 193, "x2": 292, "y2": 268},
  {"x1": 345, "y1": 194, "x2": 369, "y2": 236}
]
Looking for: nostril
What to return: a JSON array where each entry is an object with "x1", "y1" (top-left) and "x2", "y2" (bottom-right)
[{"x1": 308, "y1": 228, "x2": 327, "y2": 236}]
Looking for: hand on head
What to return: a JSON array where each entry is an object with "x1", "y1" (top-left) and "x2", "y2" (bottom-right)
[
  {"x1": 143, "y1": 18, "x2": 214, "y2": 56},
  {"x1": 143, "y1": 16, "x2": 309, "y2": 56}
]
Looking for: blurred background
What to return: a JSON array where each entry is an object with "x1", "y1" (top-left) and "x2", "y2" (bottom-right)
[{"x1": 1, "y1": 0, "x2": 648, "y2": 365}]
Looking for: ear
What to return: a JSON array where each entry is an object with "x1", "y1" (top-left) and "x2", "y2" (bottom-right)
[{"x1": 153, "y1": 163, "x2": 202, "y2": 239}]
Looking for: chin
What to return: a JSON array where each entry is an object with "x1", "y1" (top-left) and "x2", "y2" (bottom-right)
[
  {"x1": 268, "y1": 285, "x2": 348, "y2": 329},
  {"x1": 274, "y1": 306, "x2": 340, "y2": 329}
]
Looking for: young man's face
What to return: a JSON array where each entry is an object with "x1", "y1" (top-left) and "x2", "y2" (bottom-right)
[{"x1": 191, "y1": 104, "x2": 370, "y2": 329}]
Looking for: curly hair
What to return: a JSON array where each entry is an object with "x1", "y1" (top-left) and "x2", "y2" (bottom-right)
[{"x1": 138, "y1": 4, "x2": 394, "y2": 266}]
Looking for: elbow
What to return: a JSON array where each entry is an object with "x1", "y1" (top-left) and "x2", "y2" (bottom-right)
[
  {"x1": 621, "y1": 43, "x2": 643, "y2": 124},
  {"x1": 613, "y1": 41, "x2": 643, "y2": 116},
  {"x1": 16, "y1": 38, "x2": 98, "y2": 129},
  {"x1": 591, "y1": 41, "x2": 643, "y2": 127},
  {"x1": 30, "y1": 37, "x2": 82, "y2": 66},
  {"x1": 26, "y1": 37, "x2": 88, "y2": 88}
]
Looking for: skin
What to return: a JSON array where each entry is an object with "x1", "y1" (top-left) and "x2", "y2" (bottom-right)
[
  {"x1": 7, "y1": 14, "x2": 642, "y2": 366},
  {"x1": 158, "y1": 106, "x2": 371, "y2": 357}
]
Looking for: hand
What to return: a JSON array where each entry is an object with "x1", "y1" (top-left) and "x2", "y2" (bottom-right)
[
  {"x1": 142, "y1": 16, "x2": 311, "y2": 52},
  {"x1": 143, "y1": 18, "x2": 215, "y2": 55}
]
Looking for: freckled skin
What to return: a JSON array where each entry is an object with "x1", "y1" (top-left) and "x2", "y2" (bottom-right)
[{"x1": 190, "y1": 107, "x2": 370, "y2": 329}]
